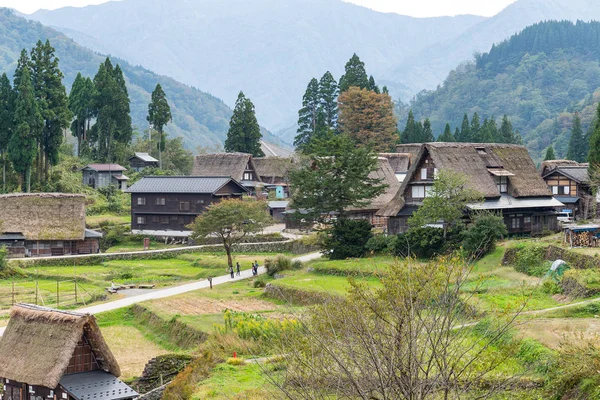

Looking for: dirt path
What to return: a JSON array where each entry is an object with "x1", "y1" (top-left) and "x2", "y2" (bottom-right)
[{"x1": 0, "y1": 252, "x2": 323, "y2": 336}]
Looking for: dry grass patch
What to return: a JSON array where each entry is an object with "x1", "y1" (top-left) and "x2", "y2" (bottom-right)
[
  {"x1": 101, "y1": 325, "x2": 169, "y2": 379},
  {"x1": 518, "y1": 318, "x2": 600, "y2": 349},
  {"x1": 148, "y1": 297, "x2": 278, "y2": 317}
]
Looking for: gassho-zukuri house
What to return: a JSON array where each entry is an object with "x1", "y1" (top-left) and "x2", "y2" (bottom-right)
[
  {"x1": 378, "y1": 143, "x2": 564, "y2": 236},
  {"x1": 0, "y1": 304, "x2": 138, "y2": 400},
  {"x1": 0, "y1": 193, "x2": 102, "y2": 258}
]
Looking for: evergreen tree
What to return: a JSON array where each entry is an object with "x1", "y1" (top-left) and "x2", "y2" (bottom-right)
[
  {"x1": 225, "y1": 91, "x2": 264, "y2": 157},
  {"x1": 454, "y1": 127, "x2": 460, "y2": 140},
  {"x1": 480, "y1": 117, "x2": 498, "y2": 143},
  {"x1": 9, "y1": 58, "x2": 42, "y2": 192},
  {"x1": 295, "y1": 78, "x2": 321, "y2": 151},
  {"x1": 470, "y1": 112, "x2": 482, "y2": 142},
  {"x1": 438, "y1": 123, "x2": 455, "y2": 142},
  {"x1": 401, "y1": 110, "x2": 417, "y2": 144},
  {"x1": 544, "y1": 145, "x2": 556, "y2": 161},
  {"x1": 318, "y1": 71, "x2": 338, "y2": 130},
  {"x1": 457, "y1": 114, "x2": 470, "y2": 142},
  {"x1": 567, "y1": 113, "x2": 586, "y2": 162},
  {"x1": 30, "y1": 40, "x2": 71, "y2": 183},
  {"x1": 339, "y1": 54, "x2": 369, "y2": 93},
  {"x1": 382, "y1": 86, "x2": 389, "y2": 95},
  {"x1": 147, "y1": 83, "x2": 172, "y2": 169},
  {"x1": 368, "y1": 75, "x2": 380, "y2": 94},
  {"x1": 0, "y1": 73, "x2": 15, "y2": 192},
  {"x1": 69, "y1": 73, "x2": 96, "y2": 156},
  {"x1": 499, "y1": 115, "x2": 515, "y2": 144},
  {"x1": 421, "y1": 119, "x2": 434, "y2": 142},
  {"x1": 588, "y1": 103, "x2": 600, "y2": 180}
]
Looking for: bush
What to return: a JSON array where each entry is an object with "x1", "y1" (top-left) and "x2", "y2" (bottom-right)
[
  {"x1": 226, "y1": 357, "x2": 246, "y2": 366},
  {"x1": 561, "y1": 269, "x2": 600, "y2": 297},
  {"x1": 100, "y1": 223, "x2": 127, "y2": 252},
  {"x1": 323, "y1": 219, "x2": 373, "y2": 260},
  {"x1": 513, "y1": 244, "x2": 548, "y2": 277},
  {"x1": 0, "y1": 246, "x2": 7, "y2": 272},
  {"x1": 253, "y1": 275, "x2": 267, "y2": 288},
  {"x1": 217, "y1": 310, "x2": 300, "y2": 344},
  {"x1": 395, "y1": 227, "x2": 461, "y2": 259},
  {"x1": 462, "y1": 212, "x2": 507, "y2": 259},
  {"x1": 265, "y1": 254, "x2": 301, "y2": 277},
  {"x1": 365, "y1": 234, "x2": 397, "y2": 255}
]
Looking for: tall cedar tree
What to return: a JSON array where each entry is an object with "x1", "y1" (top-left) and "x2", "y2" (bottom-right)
[
  {"x1": 480, "y1": 117, "x2": 498, "y2": 143},
  {"x1": 294, "y1": 78, "x2": 321, "y2": 150},
  {"x1": 69, "y1": 73, "x2": 96, "y2": 156},
  {"x1": 544, "y1": 145, "x2": 556, "y2": 161},
  {"x1": 289, "y1": 133, "x2": 387, "y2": 221},
  {"x1": 401, "y1": 110, "x2": 418, "y2": 143},
  {"x1": 318, "y1": 71, "x2": 339, "y2": 129},
  {"x1": 421, "y1": 119, "x2": 434, "y2": 142},
  {"x1": 368, "y1": 75, "x2": 380, "y2": 94},
  {"x1": 457, "y1": 114, "x2": 470, "y2": 142},
  {"x1": 339, "y1": 54, "x2": 369, "y2": 93},
  {"x1": 224, "y1": 91, "x2": 264, "y2": 157},
  {"x1": 147, "y1": 83, "x2": 172, "y2": 169},
  {"x1": 470, "y1": 113, "x2": 482, "y2": 142},
  {"x1": 499, "y1": 115, "x2": 515, "y2": 144},
  {"x1": 567, "y1": 113, "x2": 586, "y2": 162},
  {"x1": 30, "y1": 40, "x2": 71, "y2": 184},
  {"x1": 0, "y1": 73, "x2": 14, "y2": 192},
  {"x1": 588, "y1": 103, "x2": 600, "y2": 180},
  {"x1": 438, "y1": 123, "x2": 455, "y2": 142},
  {"x1": 337, "y1": 87, "x2": 397, "y2": 152},
  {"x1": 91, "y1": 58, "x2": 133, "y2": 163},
  {"x1": 9, "y1": 53, "x2": 42, "y2": 192}
]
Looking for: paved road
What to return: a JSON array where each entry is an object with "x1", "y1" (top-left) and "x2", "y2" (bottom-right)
[{"x1": 0, "y1": 252, "x2": 322, "y2": 336}]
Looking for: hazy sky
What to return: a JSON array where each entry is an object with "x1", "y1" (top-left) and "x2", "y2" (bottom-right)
[{"x1": 1, "y1": 0, "x2": 518, "y2": 17}]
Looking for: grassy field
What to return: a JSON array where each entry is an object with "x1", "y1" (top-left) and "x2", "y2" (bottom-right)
[
  {"x1": 192, "y1": 363, "x2": 280, "y2": 399},
  {"x1": 86, "y1": 213, "x2": 131, "y2": 228}
]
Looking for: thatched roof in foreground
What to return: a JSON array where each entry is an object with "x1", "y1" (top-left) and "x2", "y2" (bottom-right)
[
  {"x1": 0, "y1": 304, "x2": 120, "y2": 389},
  {"x1": 379, "y1": 143, "x2": 552, "y2": 217},
  {"x1": 253, "y1": 157, "x2": 296, "y2": 183},
  {"x1": 379, "y1": 153, "x2": 411, "y2": 173},
  {"x1": 192, "y1": 153, "x2": 260, "y2": 182},
  {"x1": 0, "y1": 193, "x2": 86, "y2": 241},
  {"x1": 348, "y1": 157, "x2": 401, "y2": 212}
]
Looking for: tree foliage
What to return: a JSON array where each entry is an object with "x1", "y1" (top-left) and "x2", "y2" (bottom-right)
[
  {"x1": 323, "y1": 219, "x2": 373, "y2": 260},
  {"x1": 567, "y1": 113, "x2": 586, "y2": 162},
  {"x1": 544, "y1": 145, "x2": 556, "y2": 161},
  {"x1": 147, "y1": 83, "x2": 172, "y2": 168},
  {"x1": 462, "y1": 211, "x2": 508, "y2": 259},
  {"x1": 224, "y1": 91, "x2": 264, "y2": 157},
  {"x1": 338, "y1": 53, "x2": 369, "y2": 93}
]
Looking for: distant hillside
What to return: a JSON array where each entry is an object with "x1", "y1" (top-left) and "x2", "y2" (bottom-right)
[
  {"x1": 28, "y1": 0, "x2": 484, "y2": 133},
  {"x1": 0, "y1": 9, "x2": 285, "y2": 150},
  {"x1": 404, "y1": 20, "x2": 600, "y2": 161}
]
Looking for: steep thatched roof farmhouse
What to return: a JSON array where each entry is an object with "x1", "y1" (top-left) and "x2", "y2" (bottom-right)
[
  {"x1": 379, "y1": 153, "x2": 412, "y2": 182},
  {"x1": 192, "y1": 153, "x2": 261, "y2": 191},
  {"x1": 379, "y1": 143, "x2": 563, "y2": 235},
  {"x1": 253, "y1": 157, "x2": 295, "y2": 186},
  {"x1": 0, "y1": 304, "x2": 137, "y2": 400},
  {"x1": 0, "y1": 193, "x2": 101, "y2": 258}
]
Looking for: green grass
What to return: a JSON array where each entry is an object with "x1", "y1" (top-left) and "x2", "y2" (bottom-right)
[
  {"x1": 273, "y1": 268, "x2": 381, "y2": 294},
  {"x1": 308, "y1": 256, "x2": 396, "y2": 276},
  {"x1": 193, "y1": 362, "x2": 280, "y2": 399},
  {"x1": 86, "y1": 213, "x2": 131, "y2": 228}
]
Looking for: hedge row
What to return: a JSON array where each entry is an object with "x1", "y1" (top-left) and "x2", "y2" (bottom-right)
[{"x1": 503, "y1": 245, "x2": 600, "y2": 270}]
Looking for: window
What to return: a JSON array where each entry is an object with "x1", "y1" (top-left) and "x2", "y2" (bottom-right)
[
  {"x1": 156, "y1": 197, "x2": 166, "y2": 206},
  {"x1": 161, "y1": 216, "x2": 169, "y2": 224},
  {"x1": 496, "y1": 176, "x2": 508, "y2": 193},
  {"x1": 552, "y1": 186, "x2": 559, "y2": 195},
  {"x1": 420, "y1": 168, "x2": 428, "y2": 180},
  {"x1": 137, "y1": 216, "x2": 146, "y2": 225},
  {"x1": 137, "y1": 197, "x2": 146, "y2": 205},
  {"x1": 511, "y1": 218, "x2": 521, "y2": 230},
  {"x1": 152, "y1": 216, "x2": 159, "y2": 223},
  {"x1": 563, "y1": 186, "x2": 570, "y2": 195},
  {"x1": 180, "y1": 201, "x2": 190, "y2": 211},
  {"x1": 412, "y1": 185, "x2": 425, "y2": 199},
  {"x1": 524, "y1": 217, "x2": 531, "y2": 224},
  {"x1": 244, "y1": 172, "x2": 253, "y2": 181}
]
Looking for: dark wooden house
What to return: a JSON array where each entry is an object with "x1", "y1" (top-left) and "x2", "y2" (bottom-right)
[
  {"x1": 0, "y1": 304, "x2": 138, "y2": 400},
  {"x1": 129, "y1": 153, "x2": 159, "y2": 171},
  {"x1": 192, "y1": 153, "x2": 261, "y2": 194},
  {"x1": 0, "y1": 194, "x2": 101, "y2": 258},
  {"x1": 378, "y1": 143, "x2": 563, "y2": 236},
  {"x1": 82, "y1": 164, "x2": 129, "y2": 190},
  {"x1": 253, "y1": 157, "x2": 295, "y2": 198},
  {"x1": 540, "y1": 160, "x2": 595, "y2": 219},
  {"x1": 126, "y1": 176, "x2": 248, "y2": 237}
]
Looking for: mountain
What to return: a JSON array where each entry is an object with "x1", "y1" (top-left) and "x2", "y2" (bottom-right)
[
  {"x1": 27, "y1": 0, "x2": 485, "y2": 135},
  {"x1": 403, "y1": 20, "x2": 600, "y2": 161},
  {"x1": 0, "y1": 8, "x2": 288, "y2": 150},
  {"x1": 384, "y1": 0, "x2": 600, "y2": 95}
]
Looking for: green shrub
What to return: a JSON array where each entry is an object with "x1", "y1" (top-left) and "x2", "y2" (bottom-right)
[
  {"x1": 513, "y1": 244, "x2": 548, "y2": 277},
  {"x1": 365, "y1": 234, "x2": 397, "y2": 254},
  {"x1": 226, "y1": 357, "x2": 246, "y2": 366},
  {"x1": 542, "y1": 280, "x2": 563, "y2": 295},
  {"x1": 462, "y1": 212, "x2": 507, "y2": 259},
  {"x1": 100, "y1": 223, "x2": 127, "y2": 252},
  {"x1": 561, "y1": 269, "x2": 600, "y2": 297},
  {"x1": 265, "y1": 254, "x2": 301, "y2": 277},
  {"x1": 395, "y1": 227, "x2": 461, "y2": 259},
  {"x1": 0, "y1": 246, "x2": 7, "y2": 272},
  {"x1": 217, "y1": 310, "x2": 300, "y2": 344},
  {"x1": 323, "y1": 219, "x2": 373, "y2": 260},
  {"x1": 253, "y1": 276, "x2": 267, "y2": 288}
]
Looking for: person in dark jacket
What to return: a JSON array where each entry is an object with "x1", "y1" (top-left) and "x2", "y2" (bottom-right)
[
  {"x1": 229, "y1": 265, "x2": 235, "y2": 279},
  {"x1": 236, "y1": 262, "x2": 241, "y2": 276}
]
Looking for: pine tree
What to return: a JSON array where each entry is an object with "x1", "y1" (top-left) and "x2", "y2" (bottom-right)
[
  {"x1": 318, "y1": 71, "x2": 338, "y2": 130},
  {"x1": 588, "y1": 104, "x2": 600, "y2": 180},
  {"x1": 0, "y1": 73, "x2": 15, "y2": 192},
  {"x1": 480, "y1": 117, "x2": 498, "y2": 143},
  {"x1": 454, "y1": 127, "x2": 460, "y2": 140},
  {"x1": 147, "y1": 83, "x2": 172, "y2": 169},
  {"x1": 470, "y1": 113, "x2": 482, "y2": 142},
  {"x1": 567, "y1": 113, "x2": 586, "y2": 162},
  {"x1": 382, "y1": 86, "x2": 389, "y2": 95},
  {"x1": 368, "y1": 75, "x2": 380, "y2": 94},
  {"x1": 499, "y1": 115, "x2": 515, "y2": 144},
  {"x1": 9, "y1": 58, "x2": 42, "y2": 192},
  {"x1": 457, "y1": 114, "x2": 470, "y2": 142},
  {"x1": 225, "y1": 91, "x2": 264, "y2": 157},
  {"x1": 421, "y1": 119, "x2": 434, "y2": 142},
  {"x1": 112, "y1": 64, "x2": 133, "y2": 147},
  {"x1": 295, "y1": 78, "x2": 321, "y2": 151},
  {"x1": 30, "y1": 40, "x2": 71, "y2": 183},
  {"x1": 69, "y1": 73, "x2": 96, "y2": 156},
  {"x1": 544, "y1": 145, "x2": 556, "y2": 161},
  {"x1": 438, "y1": 123, "x2": 455, "y2": 142},
  {"x1": 401, "y1": 110, "x2": 417, "y2": 144},
  {"x1": 339, "y1": 54, "x2": 369, "y2": 93}
]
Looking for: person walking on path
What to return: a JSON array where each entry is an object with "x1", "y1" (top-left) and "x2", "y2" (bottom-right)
[
  {"x1": 236, "y1": 262, "x2": 241, "y2": 276},
  {"x1": 229, "y1": 265, "x2": 235, "y2": 279}
]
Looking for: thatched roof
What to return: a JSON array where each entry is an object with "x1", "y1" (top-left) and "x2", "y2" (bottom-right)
[
  {"x1": 379, "y1": 153, "x2": 411, "y2": 173},
  {"x1": 192, "y1": 153, "x2": 260, "y2": 182},
  {"x1": 253, "y1": 157, "x2": 295, "y2": 183},
  {"x1": 0, "y1": 193, "x2": 86, "y2": 241},
  {"x1": 260, "y1": 140, "x2": 295, "y2": 158},
  {"x1": 541, "y1": 160, "x2": 590, "y2": 184},
  {"x1": 0, "y1": 304, "x2": 120, "y2": 389},
  {"x1": 379, "y1": 143, "x2": 552, "y2": 217},
  {"x1": 348, "y1": 157, "x2": 401, "y2": 212}
]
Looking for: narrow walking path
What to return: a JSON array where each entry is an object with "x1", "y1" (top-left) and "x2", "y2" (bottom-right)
[{"x1": 0, "y1": 252, "x2": 322, "y2": 336}]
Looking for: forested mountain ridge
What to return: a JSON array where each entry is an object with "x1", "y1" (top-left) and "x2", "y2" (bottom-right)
[
  {"x1": 403, "y1": 20, "x2": 600, "y2": 161},
  {"x1": 27, "y1": 0, "x2": 485, "y2": 133},
  {"x1": 0, "y1": 8, "x2": 255, "y2": 150}
]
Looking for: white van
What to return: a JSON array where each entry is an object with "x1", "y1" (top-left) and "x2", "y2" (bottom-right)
[{"x1": 557, "y1": 210, "x2": 574, "y2": 223}]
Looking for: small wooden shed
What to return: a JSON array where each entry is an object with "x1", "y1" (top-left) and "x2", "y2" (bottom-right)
[
  {"x1": 0, "y1": 304, "x2": 137, "y2": 400},
  {"x1": 563, "y1": 224, "x2": 600, "y2": 248}
]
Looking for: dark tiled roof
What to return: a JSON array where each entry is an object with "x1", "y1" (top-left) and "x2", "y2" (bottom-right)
[
  {"x1": 60, "y1": 370, "x2": 138, "y2": 400},
  {"x1": 552, "y1": 166, "x2": 589, "y2": 184},
  {"x1": 125, "y1": 176, "x2": 247, "y2": 194}
]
